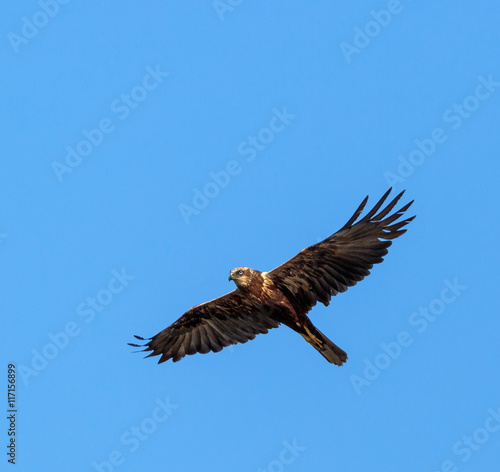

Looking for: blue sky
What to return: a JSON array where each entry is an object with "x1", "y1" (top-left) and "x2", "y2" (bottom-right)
[{"x1": 2, "y1": 1, "x2": 500, "y2": 471}]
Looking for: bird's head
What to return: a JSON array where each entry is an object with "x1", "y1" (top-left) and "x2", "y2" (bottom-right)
[{"x1": 228, "y1": 267, "x2": 256, "y2": 289}]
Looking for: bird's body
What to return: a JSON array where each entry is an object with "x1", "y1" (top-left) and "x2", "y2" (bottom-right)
[
  {"x1": 227, "y1": 267, "x2": 348, "y2": 364},
  {"x1": 130, "y1": 188, "x2": 415, "y2": 365}
]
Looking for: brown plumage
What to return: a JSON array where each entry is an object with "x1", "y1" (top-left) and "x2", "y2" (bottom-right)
[{"x1": 129, "y1": 188, "x2": 415, "y2": 365}]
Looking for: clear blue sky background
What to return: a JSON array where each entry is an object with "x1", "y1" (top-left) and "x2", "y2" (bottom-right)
[{"x1": 2, "y1": 1, "x2": 500, "y2": 471}]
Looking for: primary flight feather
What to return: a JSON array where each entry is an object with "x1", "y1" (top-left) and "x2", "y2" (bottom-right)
[{"x1": 129, "y1": 188, "x2": 415, "y2": 365}]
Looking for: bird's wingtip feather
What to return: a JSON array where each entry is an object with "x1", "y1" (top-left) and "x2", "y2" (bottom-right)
[{"x1": 134, "y1": 335, "x2": 148, "y2": 341}]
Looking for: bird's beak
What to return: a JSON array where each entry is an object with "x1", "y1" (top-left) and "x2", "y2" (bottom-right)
[{"x1": 228, "y1": 272, "x2": 233, "y2": 281}]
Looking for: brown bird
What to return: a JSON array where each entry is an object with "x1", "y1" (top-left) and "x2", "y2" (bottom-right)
[{"x1": 130, "y1": 188, "x2": 414, "y2": 365}]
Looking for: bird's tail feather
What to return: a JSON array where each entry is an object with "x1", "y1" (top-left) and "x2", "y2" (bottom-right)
[{"x1": 300, "y1": 325, "x2": 347, "y2": 366}]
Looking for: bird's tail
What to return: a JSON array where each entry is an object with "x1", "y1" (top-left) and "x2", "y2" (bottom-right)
[{"x1": 300, "y1": 325, "x2": 347, "y2": 366}]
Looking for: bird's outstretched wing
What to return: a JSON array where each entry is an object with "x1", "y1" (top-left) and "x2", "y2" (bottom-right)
[
  {"x1": 267, "y1": 188, "x2": 415, "y2": 314},
  {"x1": 129, "y1": 290, "x2": 280, "y2": 363}
]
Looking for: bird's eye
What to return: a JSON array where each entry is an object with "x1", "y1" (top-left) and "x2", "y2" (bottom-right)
[{"x1": 238, "y1": 270, "x2": 244, "y2": 275}]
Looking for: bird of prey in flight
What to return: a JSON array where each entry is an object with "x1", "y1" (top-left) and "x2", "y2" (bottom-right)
[{"x1": 130, "y1": 188, "x2": 414, "y2": 365}]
